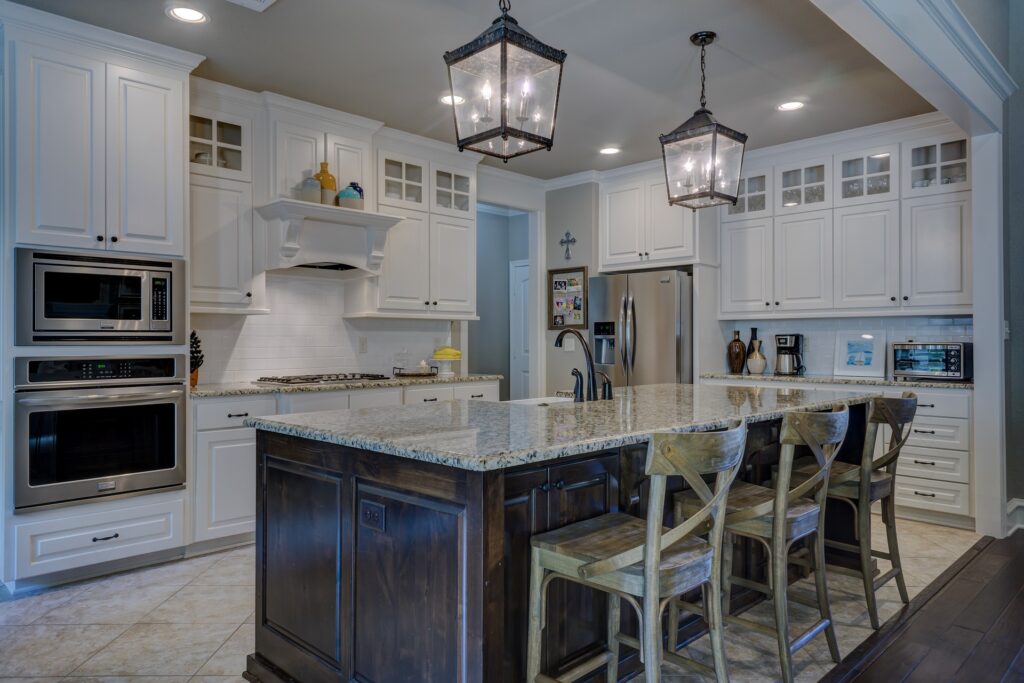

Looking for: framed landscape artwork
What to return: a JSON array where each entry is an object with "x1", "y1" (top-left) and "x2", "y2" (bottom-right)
[
  {"x1": 548, "y1": 266, "x2": 588, "y2": 330},
  {"x1": 834, "y1": 330, "x2": 886, "y2": 378}
]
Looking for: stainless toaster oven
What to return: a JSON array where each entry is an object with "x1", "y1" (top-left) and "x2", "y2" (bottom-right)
[{"x1": 892, "y1": 342, "x2": 973, "y2": 382}]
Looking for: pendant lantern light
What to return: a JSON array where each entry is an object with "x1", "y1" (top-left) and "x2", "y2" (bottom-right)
[
  {"x1": 660, "y1": 31, "x2": 748, "y2": 210},
  {"x1": 443, "y1": 0, "x2": 566, "y2": 162}
]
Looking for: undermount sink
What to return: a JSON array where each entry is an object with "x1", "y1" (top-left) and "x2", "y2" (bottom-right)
[{"x1": 507, "y1": 396, "x2": 576, "y2": 406}]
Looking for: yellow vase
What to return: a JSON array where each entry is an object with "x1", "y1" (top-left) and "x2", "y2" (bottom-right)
[{"x1": 314, "y1": 162, "x2": 337, "y2": 205}]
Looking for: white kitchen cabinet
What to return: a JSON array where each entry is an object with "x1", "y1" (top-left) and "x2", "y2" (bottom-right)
[
  {"x1": 193, "y1": 429, "x2": 257, "y2": 542},
  {"x1": 719, "y1": 218, "x2": 774, "y2": 314},
  {"x1": 453, "y1": 382, "x2": 499, "y2": 401},
  {"x1": 105, "y1": 65, "x2": 185, "y2": 256},
  {"x1": 190, "y1": 176, "x2": 254, "y2": 307},
  {"x1": 901, "y1": 135, "x2": 970, "y2": 197},
  {"x1": 404, "y1": 385, "x2": 455, "y2": 404},
  {"x1": 430, "y1": 163, "x2": 476, "y2": 219},
  {"x1": 189, "y1": 108, "x2": 251, "y2": 182},
  {"x1": 273, "y1": 119, "x2": 323, "y2": 200},
  {"x1": 774, "y1": 157, "x2": 831, "y2": 215},
  {"x1": 600, "y1": 180, "x2": 645, "y2": 268},
  {"x1": 599, "y1": 174, "x2": 695, "y2": 270},
  {"x1": 833, "y1": 201, "x2": 900, "y2": 309},
  {"x1": 644, "y1": 178, "x2": 695, "y2": 263},
  {"x1": 430, "y1": 214, "x2": 476, "y2": 314},
  {"x1": 833, "y1": 145, "x2": 899, "y2": 206},
  {"x1": 773, "y1": 210, "x2": 833, "y2": 311},
  {"x1": 327, "y1": 133, "x2": 372, "y2": 204},
  {"x1": 378, "y1": 205, "x2": 432, "y2": 312},
  {"x1": 900, "y1": 192, "x2": 972, "y2": 307},
  {"x1": 378, "y1": 150, "x2": 428, "y2": 212},
  {"x1": 349, "y1": 389, "x2": 404, "y2": 408},
  {"x1": 722, "y1": 168, "x2": 772, "y2": 222},
  {"x1": 13, "y1": 42, "x2": 106, "y2": 250}
]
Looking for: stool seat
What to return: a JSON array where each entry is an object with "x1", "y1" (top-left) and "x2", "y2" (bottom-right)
[
  {"x1": 678, "y1": 481, "x2": 819, "y2": 541},
  {"x1": 532, "y1": 512, "x2": 713, "y2": 598},
  {"x1": 793, "y1": 461, "x2": 893, "y2": 502}
]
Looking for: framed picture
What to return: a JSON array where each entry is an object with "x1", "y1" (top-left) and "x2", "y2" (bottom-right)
[
  {"x1": 548, "y1": 266, "x2": 588, "y2": 330},
  {"x1": 834, "y1": 330, "x2": 886, "y2": 377}
]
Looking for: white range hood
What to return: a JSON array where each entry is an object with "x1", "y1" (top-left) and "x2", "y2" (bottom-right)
[{"x1": 256, "y1": 198, "x2": 403, "y2": 274}]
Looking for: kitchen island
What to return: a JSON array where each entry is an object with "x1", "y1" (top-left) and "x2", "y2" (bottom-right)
[{"x1": 242, "y1": 384, "x2": 877, "y2": 683}]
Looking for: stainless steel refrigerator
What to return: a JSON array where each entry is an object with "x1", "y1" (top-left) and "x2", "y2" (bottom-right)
[{"x1": 589, "y1": 269, "x2": 693, "y2": 387}]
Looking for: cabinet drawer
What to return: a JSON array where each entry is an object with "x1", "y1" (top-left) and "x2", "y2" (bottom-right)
[
  {"x1": 15, "y1": 495, "x2": 184, "y2": 578},
  {"x1": 279, "y1": 390, "x2": 350, "y2": 414},
  {"x1": 403, "y1": 386, "x2": 454, "y2": 404},
  {"x1": 897, "y1": 446, "x2": 969, "y2": 484},
  {"x1": 893, "y1": 476, "x2": 970, "y2": 516},
  {"x1": 453, "y1": 383, "x2": 498, "y2": 401},
  {"x1": 909, "y1": 390, "x2": 971, "y2": 419},
  {"x1": 905, "y1": 416, "x2": 969, "y2": 451},
  {"x1": 349, "y1": 388, "x2": 403, "y2": 409},
  {"x1": 195, "y1": 396, "x2": 277, "y2": 431}
]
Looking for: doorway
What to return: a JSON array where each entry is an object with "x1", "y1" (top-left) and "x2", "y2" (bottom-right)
[{"x1": 509, "y1": 260, "x2": 530, "y2": 400}]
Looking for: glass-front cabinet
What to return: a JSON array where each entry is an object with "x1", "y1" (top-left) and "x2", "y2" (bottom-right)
[
  {"x1": 721, "y1": 168, "x2": 772, "y2": 222},
  {"x1": 189, "y1": 108, "x2": 251, "y2": 182},
  {"x1": 901, "y1": 136, "x2": 970, "y2": 197},
  {"x1": 833, "y1": 145, "x2": 899, "y2": 206},
  {"x1": 378, "y1": 150, "x2": 427, "y2": 212},
  {"x1": 430, "y1": 163, "x2": 476, "y2": 219},
  {"x1": 774, "y1": 157, "x2": 831, "y2": 214}
]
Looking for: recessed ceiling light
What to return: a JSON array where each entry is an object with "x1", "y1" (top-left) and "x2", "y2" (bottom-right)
[
  {"x1": 166, "y1": 6, "x2": 208, "y2": 23},
  {"x1": 440, "y1": 94, "x2": 464, "y2": 106},
  {"x1": 777, "y1": 101, "x2": 805, "y2": 111},
  {"x1": 599, "y1": 147, "x2": 621, "y2": 155}
]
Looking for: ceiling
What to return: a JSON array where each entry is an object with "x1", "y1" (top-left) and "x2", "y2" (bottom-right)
[{"x1": 11, "y1": 0, "x2": 934, "y2": 179}]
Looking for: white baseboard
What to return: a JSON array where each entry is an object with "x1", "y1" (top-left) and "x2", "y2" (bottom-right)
[{"x1": 1008, "y1": 498, "x2": 1024, "y2": 535}]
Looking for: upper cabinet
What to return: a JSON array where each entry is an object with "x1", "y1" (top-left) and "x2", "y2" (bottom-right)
[
  {"x1": 9, "y1": 33, "x2": 198, "y2": 256},
  {"x1": 772, "y1": 210, "x2": 834, "y2": 311},
  {"x1": 719, "y1": 217, "x2": 774, "y2": 314},
  {"x1": 774, "y1": 157, "x2": 831, "y2": 215},
  {"x1": 833, "y1": 144, "x2": 899, "y2": 206},
  {"x1": 901, "y1": 135, "x2": 970, "y2": 197},
  {"x1": 378, "y1": 150, "x2": 427, "y2": 212},
  {"x1": 189, "y1": 108, "x2": 251, "y2": 182},
  {"x1": 900, "y1": 192, "x2": 972, "y2": 307},
  {"x1": 721, "y1": 168, "x2": 773, "y2": 222},
  {"x1": 190, "y1": 175, "x2": 254, "y2": 307},
  {"x1": 273, "y1": 120, "x2": 323, "y2": 200},
  {"x1": 833, "y1": 202, "x2": 900, "y2": 309},
  {"x1": 430, "y1": 163, "x2": 476, "y2": 219}
]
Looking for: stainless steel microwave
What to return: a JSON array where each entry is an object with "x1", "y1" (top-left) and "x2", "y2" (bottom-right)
[
  {"x1": 892, "y1": 342, "x2": 973, "y2": 382},
  {"x1": 16, "y1": 249, "x2": 185, "y2": 345}
]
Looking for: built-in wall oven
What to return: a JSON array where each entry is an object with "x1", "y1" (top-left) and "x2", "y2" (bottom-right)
[
  {"x1": 14, "y1": 355, "x2": 186, "y2": 510},
  {"x1": 16, "y1": 248, "x2": 185, "y2": 345}
]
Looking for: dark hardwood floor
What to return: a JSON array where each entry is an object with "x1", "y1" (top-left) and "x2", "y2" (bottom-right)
[{"x1": 824, "y1": 530, "x2": 1024, "y2": 683}]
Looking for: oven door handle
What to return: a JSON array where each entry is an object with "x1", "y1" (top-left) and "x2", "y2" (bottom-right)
[{"x1": 17, "y1": 388, "x2": 184, "y2": 406}]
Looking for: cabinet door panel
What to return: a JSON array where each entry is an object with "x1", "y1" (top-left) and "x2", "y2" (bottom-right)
[
  {"x1": 327, "y1": 133, "x2": 370, "y2": 206},
  {"x1": 190, "y1": 176, "x2": 253, "y2": 305},
  {"x1": 900, "y1": 192, "x2": 972, "y2": 307},
  {"x1": 430, "y1": 163, "x2": 476, "y2": 219},
  {"x1": 377, "y1": 150, "x2": 428, "y2": 212},
  {"x1": 274, "y1": 120, "x2": 323, "y2": 200},
  {"x1": 833, "y1": 145, "x2": 899, "y2": 206},
  {"x1": 379, "y1": 205, "x2": 431, "y2": 311},
  {"x1": 774, "y1": 157, "x2": 832, "y2": 215},
  {"x1": 600, "y1": 182, "x2": 644, "y2": 268},
  {"x1": 773, "y1": 210, "x2": 833, "y2": 311},
  {"x1": 106, "y1": 65, "x2": 184, "y2": 255},
  {"x1": 194, "y1": 428, "x2": 257, "y2": 542},
  {"x1": 834, "y1": 202, "x2": 899, "y2": 309},
  {"x1": 645, "y1": 178, "x2": 694, "y2": 262},
  {"x1": 14, "y1": 43, "x2": 105, "y2": 249},
  {"x1": 430, "y1": 215, "x2": 476, "y2": 314},
  {"x1": 720, "y1": 218, "x2": 773, "y2": 314}
]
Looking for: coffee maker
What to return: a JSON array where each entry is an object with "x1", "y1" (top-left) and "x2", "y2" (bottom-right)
[{"x1": 775, "y1": 334, "x2": 805, "y2": 376}]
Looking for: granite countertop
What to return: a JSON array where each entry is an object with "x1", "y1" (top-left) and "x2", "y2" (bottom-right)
[
  {"x1": 700, "y1": 372, "x2": 974, "y2": 391},
  {"x1": 191, "y1": 374, "x2": 503, "y2": 398},
  {"x1": 245, "y1": 383, "x2": 879, "y2": 472}
]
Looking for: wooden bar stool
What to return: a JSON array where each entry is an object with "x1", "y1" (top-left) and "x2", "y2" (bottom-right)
[
  {"x1": 525, "y1": 420, "x2": 748, "y2": 683},
  {"x1": 674, "y1": 404, "x2": 849, "y2": 683},
  {"x1": 791, "y1": 393, "x2": 917, "y2": 629}
]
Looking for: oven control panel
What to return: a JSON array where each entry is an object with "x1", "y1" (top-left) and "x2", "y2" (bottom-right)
[{"x1": 25, "y1": 357, "x2": 179, "y2": 385}]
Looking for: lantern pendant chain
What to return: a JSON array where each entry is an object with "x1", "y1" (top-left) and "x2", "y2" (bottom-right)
[
  {"x1": 699, "y1": 43, "x2": 707, "y2": 110},
  {"x1": 499, "y1": 0, "x2": 510, "y2": 15}
]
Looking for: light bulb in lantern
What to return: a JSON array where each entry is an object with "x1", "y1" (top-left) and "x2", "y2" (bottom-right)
[{"x1": 480, "y1": 81, "x2": 494, "y2": 122}]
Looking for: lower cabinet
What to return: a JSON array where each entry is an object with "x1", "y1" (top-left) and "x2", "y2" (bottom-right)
[{"x1": 193, "y1": 428, "x2": 259, "y2": 543}]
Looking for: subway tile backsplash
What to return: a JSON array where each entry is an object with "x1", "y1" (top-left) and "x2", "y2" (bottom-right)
[
  {"x1": 716, "y1": 316, "x2": 973, "y2": 377},
  {"x1": 191, "y1": 271, "x2": 450, "y2": 384}
]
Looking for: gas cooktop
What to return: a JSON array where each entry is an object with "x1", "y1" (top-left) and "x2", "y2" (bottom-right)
[{"x1": 255, "y1": 373, "x2": 390, "y2": 386}]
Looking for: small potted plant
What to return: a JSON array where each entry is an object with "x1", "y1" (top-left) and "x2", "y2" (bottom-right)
[{"x1": 190, "y1": 330, "x2": 205, "y2": 387}]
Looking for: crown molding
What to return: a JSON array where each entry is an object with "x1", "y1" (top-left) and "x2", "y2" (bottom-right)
[
  {"x1": 0, "y1": 0, "x2": 204, "y2": 72},
  {"x1": 543, "y1": 170, "x2": 599, "y2": 192},
  {"x1": 477, "y1": 203, "x2": 526, "y2": 217},
  {"x1": 262, "y1": 91, "x2": 384, "y2": 137},
  {"x1": 476, "y1": 164, "x2": 546, "y2": 188},
  {"x1": 375, "y1": 127, "x2": 483, "y2": 166}
]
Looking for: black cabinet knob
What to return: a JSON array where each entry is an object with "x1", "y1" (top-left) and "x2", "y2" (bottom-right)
[
  {"x1": 96, "y1": 235, "x2": 104, "y2": 242},
  {"x1": 246, "y1": 292, "x2": 252, "y2": 298},
  {"x1": 538, "y1": 481, "x2": 551, "y2": 493},
  {"x1": 110, "y1": 236, "x2": 118, "y2": 243},
  {"x1": 765, "y1": 302, "x2": 771, "y2": 306},
  {"x1": 638, "y1": 252, "x2": 643, "y2": 258},
  {"x1": 774, "y1": 301, "x2": 780, "y2": 306},
  {"x1": 424, "y1": 301, "x2": 430, "y2": 305},
  {"x1": 644, "y1": 251, "x2": 650, "y2": 256},
  {"x1": 890, "y1": 296, "x2": 897, "y2": 302},
  {"x1": 432, "y1": 301, "x2": 438, "y2": 306},
  {"x1": 903, "y1": 295, "x2": 909, "y2": 301},
  {"x1": 553, "y1": 479, "x2": 566, "y2": 490}
]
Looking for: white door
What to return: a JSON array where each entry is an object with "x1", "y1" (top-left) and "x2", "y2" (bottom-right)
[
  {"x1": 193, "y1": 429, "x2": 257, "y2": 542},
  {"x1": 900, "y1": 192, "x2": 972, "y2": 307},
  {"x1": 273, "y1": 120, "x2": 324, "y2": 200},
  {"x1": 509, "y1": 260, "x2": 531, "y2": 400},
  {"x1": 190, "y1": 176, "x2": 253, "y2": 306},
  {"x1": 430, "y1": 214, "x2": 476, "y2": 314},
  {"x1": 645, "y1": 178, "x2": 695, "y2": 262},
  {"x1": 719, "y1": 218, "x2": 774, "y2": 314},
  {"x1": 773, "y1": 210, "x2": 834, "y2": 311},
  {"x1": 600, "y1": 181, "x2": 644, "y2": 268},
  {"x1": 105, "y1": 65, "x2": 184, "y2": 256},
  {"x1": 834, "y1": 202, "x2": 900, "y2": 309},
  {"x1": 378, "y1": 204, "x2": 431, "y2": 311},
  {"x1": 14, "y1": 43, "x2": 106, "y2": 249},
  {"x1": 326, "y1": 133, "x2": 371, "y2": 205}
]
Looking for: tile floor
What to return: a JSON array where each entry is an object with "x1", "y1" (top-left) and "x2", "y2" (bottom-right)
[{"x1": 0, "y1": 517, "x2": 979, "y2": 683}]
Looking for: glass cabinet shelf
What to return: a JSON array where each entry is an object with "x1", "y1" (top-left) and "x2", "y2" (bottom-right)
[
  {"x1": 775, "y1": 158, "x2": 830, "y2": 213},
  {"x1": 723, "y1": 170, "x2": 771, "y2": 221},
  {"x1": 189, "y1": 111, "x2": 250, "y2": 181},
  {"x1": 902, "y1": 136, "x2": 969, "y2": 196},
  {"x1": 380, "y1": 154, "x2": 426, "y2": 208},
  {"x1": 834, "y1": 145, "x2": 898, "y2": 205}
]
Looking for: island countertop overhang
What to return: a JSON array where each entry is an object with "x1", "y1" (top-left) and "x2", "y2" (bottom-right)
[{"x1": 244, "y1": 383, "x2": 880, "y2": 472}]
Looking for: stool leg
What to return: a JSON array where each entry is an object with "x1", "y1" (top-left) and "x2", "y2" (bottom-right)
[
  {"x1": 721, "y1": 532, "x2": 734, "y2": 617},
  {"x1": 526, "y1": 549, "x2": 545, "y2": 682},
  {"x1": 607, "y1": 592, "x2": 621, "y2": 683},
  {"x1": 770, "y1": 536, "x2": 794, "y2": 683},
  {"x1": 858, "y1": 501, "x2": 880, "y2": 629},
  {"x1": 707, "y1": 565, "x2": 729, "y2": 682},
  {"x1": 883, "y1": 495, "x2": 911, "y2": 604},
  {"x1": 812, "y1": 534, "x2": 841, "y2": 663},
  {"x1": 667, "y1": 597, "x2": 679, "y2": 653},
  {"x1": 642, "y1": 589, "x2": 662, "y2": 683}
]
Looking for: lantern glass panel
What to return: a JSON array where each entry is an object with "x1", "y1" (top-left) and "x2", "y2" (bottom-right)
[
  {"x1": 664, "y1": 132, "x2": 714, "y2": 200},
  {"x1": 449, "y1": 43, "x2": 502, "y2": 141},
  {"x1": 465, "y1": 136, "x2": 544, "y2": 157},
  {"x1": 715, "y1": 134, "x2": 744, "y2": 198},
  {"x1": 505, "y1": 43, "x2": 560, "y2": 138}
]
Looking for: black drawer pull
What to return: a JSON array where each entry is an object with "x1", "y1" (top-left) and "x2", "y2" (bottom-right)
[
  {"x1": 918, "y1": 403, "x2": 936, "y2": 408},
  {"x1": 912, "y1": 459, "x2": 937, "y2": 466},
  {"x1": 471, "y1": 393, "x2": 484, "y2": 398},
  {"x1": 913, "y1": 429, "x2": 936, "y2": 434},
  {"x1": 423, "y1": 397, "x2": 438, "y2": 402},
  {"x1": 92, "y1": 533, "x2": 120, "y2": 543},
  {"x1": 912, "y1": 491, "x2": 937, "y2": 498},
  {"x1": 227, "y1": 412, "x2": 250, "y2": 418}
]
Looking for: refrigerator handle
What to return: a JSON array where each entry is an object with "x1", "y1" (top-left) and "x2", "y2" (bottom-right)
[
  {"x1": 627, "y1": 294, "x2": 637, "y2": 370},
  {"x1": 619, "y1": 293, "x2": 628, "y2": 369}
]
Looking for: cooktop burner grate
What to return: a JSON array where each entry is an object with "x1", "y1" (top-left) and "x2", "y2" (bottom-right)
[{"x1": 255, "y1": 373, "x2": 390, "y2": 385}]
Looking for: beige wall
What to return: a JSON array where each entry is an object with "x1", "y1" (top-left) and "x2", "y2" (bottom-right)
[{"x1": 544, "y1": 183, "x2": 598, "y2": 393}]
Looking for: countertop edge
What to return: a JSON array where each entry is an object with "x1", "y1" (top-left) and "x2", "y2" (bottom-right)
[
  {"x1": 190, "y1": 374, "x2": 504, "y2": 398},
  {"x1": 700, "y1": 373, "x2": 974, "y2": 391}
]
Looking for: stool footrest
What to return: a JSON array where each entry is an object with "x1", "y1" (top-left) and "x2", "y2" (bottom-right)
[
  {"x1": 725, "y1": 613, "x2": 777, "y2": 637},
  {"x1": 873, "y1": 566, "x2": 901, "y2": 591},
  {"x1": 731, "y1": 575, "x2": 772, "y2": 597},
  {"x1": 664, "y1": 648, "x2": 716, "y2": 677},
  {"x1": 789, "y1": 618, "x2": 832, "y2": 655},
  {"x1": 537, "y1": 650, "x2": 614, "y2": 683}
]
